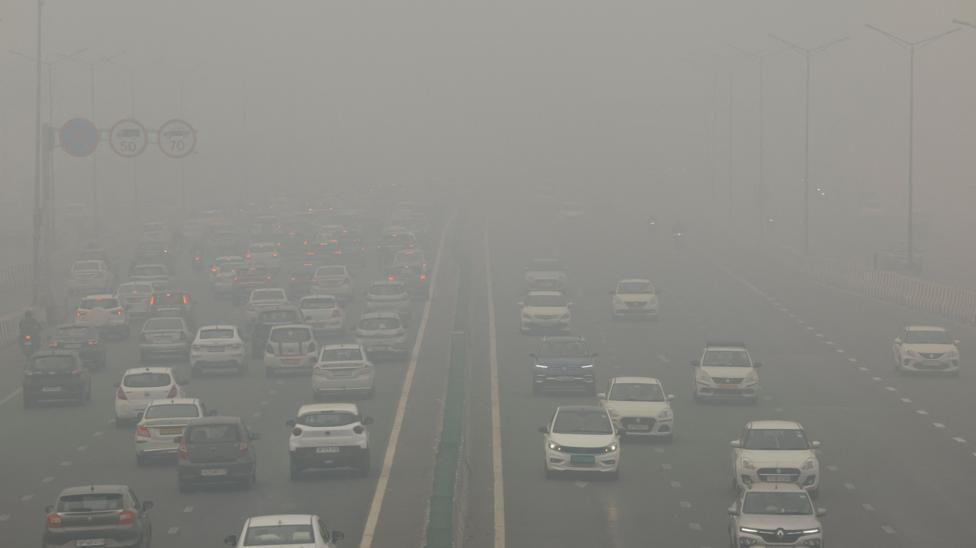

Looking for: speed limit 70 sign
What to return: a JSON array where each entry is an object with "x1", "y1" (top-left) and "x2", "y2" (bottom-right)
[
  {"x1": 157, "y1": 118, "x2": 197, "y2": 159},
  {"x1": 109, "y1": 119, "x2": 148, "y2": 158}
]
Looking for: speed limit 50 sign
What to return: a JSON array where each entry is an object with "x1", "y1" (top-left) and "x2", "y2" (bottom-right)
[
  {"x1": 157, "y1": 118, "x2": 197, "y2": 159},
  {"x1": 109, "y1": 119, "x2": 148, "y2": 158}
]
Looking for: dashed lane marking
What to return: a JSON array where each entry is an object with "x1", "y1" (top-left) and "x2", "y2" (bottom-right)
[
  {"x1": 871, "y1": 377, "x2": 882, "y2": 381},
  {"x1": 848, "y1": 357, "x2": 857, "y2": 363},
  {"x1": 661, "y1": 463, "x2": 672, "y2": 471},
  {"x1": 670, "y1": 480, "x2": 681, "y2": 489},
  {"x1": 60, "y1": 461, "x2": 71, "y2": 467},
  {"x1": 183, "y1": 506, "x2": 193, "y2": 513},
  {"x1": 900, "y1": 398, "x2": 912, "y2": 403},
  {"x1": 573, "y1": 481, "x2": 589, "y2": 488},
  {"x1": 858, "y1": 367, "x2": 869, "y2": 372},
  {"x1": 815, "y1": 333, "x2": 824, "y2": 338},
  {"x1": 0, "y1": 514, "x2": 9, "y2": 522},
  {"x1": 836, "y1": 349, "x2": 845, "y2": 353},
  {"x1": 679, "y1": 501, "x2": 692, "y2": 509},
  {"x1": 862, "y1": 503, "x2": 876, "y2": 512},
  {"x1": 843, "y1": 483, "x2": 856, "y2": 490},
  {"x1": 953, "y1": 437, "x2": 967, "y2": 443},
  {"x1": 884, "y1": 386, "x2": 897, "y2": 392},
  {"x1": 20, "y1": 494, "x2": 33, "y2": 502},
  {"x1": 657, "y1": 354, "x2": 671, "y2": 364},
  {"x1": 0, "y1": 387, "x2": 23, "y2": 407},
  {"x1": 76, "y1": 445, "x2": 87, "y2": 452},
  {"x1": 168, "y1": 526, "x2": 180, "y2": 535},
  {"x1": 824, "y1": 341, "x2": 834, "y2": 346},
  {"x1": 92, "y1": 431, "x2": 103, "y2": 438},
  {"x1": 933, "y1": 423, "x2": 946, "y2": 429},
  {"x1": 916, "y1": 410, "x2": 929, "y2": 415},
  {"x1": 653, "y1": 447, "x2": 665, "y2": 454},
  {"x1": 881, "y1": 525, "x2": 896, "y2": 534},
  {"x1": 259, "y1": 400, "x2": 269, "y2": 406},
  {"x1": 42, "y1": 476, "x2": 53, "y2": 483},
  {"x1": 826, "y1": 465, "x2": 838, "y2": 472},
  {"x1": 689, "y1": 523, "x2": 702, "y2": 531}
]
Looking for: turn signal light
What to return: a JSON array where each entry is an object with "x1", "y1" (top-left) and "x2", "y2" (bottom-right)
[{"x1": 46, "y1": 513, "x2": 62, "y2": 529}]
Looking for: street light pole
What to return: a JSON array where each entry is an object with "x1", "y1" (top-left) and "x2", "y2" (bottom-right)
[
  {"x1": 769, "y1": 34, "x2": 848, "y2": 256},
  {"x1": 865, "y1": 24, "x2": 960, "y2": 270},
  {"x1": 31, "y1": 0, "x2": 44, "y2": 306}
]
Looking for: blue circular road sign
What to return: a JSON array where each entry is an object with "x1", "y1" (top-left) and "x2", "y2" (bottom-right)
[{"x1": 59, "y1": 118, "x2": 99, "y2": 157}]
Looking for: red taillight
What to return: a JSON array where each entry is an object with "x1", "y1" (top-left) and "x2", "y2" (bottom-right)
[
  {"x1": 177, "y1": 441, "x2": 188, "y2": 460},
  {"x1": 233, "y1": 276, "x2": 240, "y2": 282},
  {"x1": 116, "y1": 387, "x2": 128, "y2": 400},
  {"x1": 87, "y1": 339, "x2": 98, "y2": 346},
  {"x1": 238, "y1": 442, "x2": 249, "y2": 456},
  {"x1": 420, "y1": 274, "x2": 428, "y2": 282},
  {"x1": 115, "y1": 308, "x2": 124, "y2": 316},
  {"x1": 166, "y1": 385, "x2": 178, "y2": 398},
  {"x1": 75, "y1": 310, "x2": 82, "y2": 318},
  {"x1": 387, "y1": 275, "x2": 396, "y2": 282},
  {"x1": 182, "y1": 294, "x2": 190, "y2": 305},
  {"x1": 149, "y1": 295, "x2": 155, "y2": 306},
  {"x1": 49, "y1": 341, "x2": 58, "y2": 347},
  {"x1": 136, "y1": 425, "x2": 150, "y2": 438},
  {"x1": 210, "y1": 266, "x2": 218, "y2": 273},
  {"x1": 265, "y1": 276, "x2": 272, "y2": 281},
  {"x1": 193, "y1": 255, "x2": 202, "y2": 262},
  {"x1": 46, "y1": 513, "x2": 62, "y2": 529},
  {"x1": 244, "y1": 252, "x2": 252, "y2": 259},
  {"x1": 118, "y1": 510, "x2": 137, "y2": 525},
  {"x1": 71, "y1": 368, "x2": 83, "y2": 376},
  {"x1": 272, "y1": 251, "x2": 279, "y2": 257},
  {"x1": 24, "y1": 334, "x2": 32, "y2": 341}
]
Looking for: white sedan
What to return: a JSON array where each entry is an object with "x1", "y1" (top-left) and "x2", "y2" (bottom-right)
[
  {"x1": 610, "y1": 279, "x2": 659, "y2": 320},
  {"x1": 224, "y1": 514, "x2": 344, "y2": 548},
  {"x1": 246, "y1": 288, "x2": 290, "y2": 324},
  {"x1": 135, "y1": 398, "x2": 208, "y2": 465},
  {"x1": 190, "y1": 325, "x2": 247, "y2": 376},
  {"x1": 541, "y1": 405, "x2": 619, "y2": 480},
  {"x1": 893, "y1": 325, "x2": 960, "y2": 374},
  {"x1": 520, "y1": 291, "x2": 572, "y2": 334},
  {"x1": 731, "y1": 420, "x2": 821, "y2": 494},
  {"x1": 599, "y1": 377, "x2": 674, "y2": 439}
]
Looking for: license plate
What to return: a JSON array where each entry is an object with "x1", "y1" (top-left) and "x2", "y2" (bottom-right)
[
  {"x1": 316, "y1": 447, "x2": 340, "y2": 454},
  {"x1": 329, "y1": 370, "x2": 355, "y2": 377},
  {"x1": 76, "y1": 540, "x2": 106, "y2": 547},
  {"x1": 207, "y1": 346, "x2": 224, "y2": 352},
  {"x1": 627, "y1": 424, "x2": 650, "y2": 431},
  {"x1": 200, "y1": 468, "x2": 227, "y2": 476},
  {"x1": 718, "y1": 384, "x2": 738, "y2": 389},
  {"x1": 160, "y1": 427, "x2": 183, "y2": 435},
  {"x1": 41, "y1": 386, "x2": 63, "y2": 392},
  {"x1": 570, "y1": 454, "x2": 596, "y2": 465},
  {"x1": 767, "y1": 475, "x2": 793, "y2": 482},
  {"x1": 282, "y1": 357, "x2": 303, "y2": 364},
  {"x1": 555, "y1": 376, "x2": 576, "y2": 382}
]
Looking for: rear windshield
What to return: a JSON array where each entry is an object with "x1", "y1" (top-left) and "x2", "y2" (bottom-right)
[
  {"x1": 298, "y1": 411, "x2": 359, "y2": 427},
  {"x1": 525, "y1": 294, "x2": 566, "y2": 307},
  {"x1": 617, "y1": 281, "x2": 653, "y2": 294},
  {"x1": 244, "y1": 524, "x2": 315, "y2": 546},
  {"x1": 320, "y1": 347, "x2": 364, "y2": 362},
  {"x1": 369, "y1": 283, "x2": 405, "y2": 296},
  {"x1": 80, "y1": 298, "x2": 120, "y2": 309},
  {"x1": 72, "y1": 261, "x2": 102, "y2": 272},
  {"x1": 143, "y1": 318, "x2": 184, "y2": 331},
  {"x1": 123, "y1": 372, "x2": 172, "y2": 388},
  {"x1": 394, "y1": 252, "x2": 425, "y2": 266},
  {"x1": 270, "y1": 327, "x2": 312, "y2": 343},
  {"x1": 359, "y1": 317, "x2": 401, "y2": 331},
  {"x1": 200, "y1": 329, "x2": 235, "y2": 340},
  {"x1": 186, "y1": 424, "x2": 240, "y2": 443},
  {"x1": 152, "y1": 293, "x2": 188, "y2": 306},
  {"x1": 57, "y1": 493, "x2": 123, "y2": 512},
  {"x1": 251, "y1": 289, "x2": 286, "y2": 301},
  {"x1": 31, "y1": 355, "x2": 76, "y2": 371},
  {"x1": 144, "y1": 404, "x2": 199, "y2": 420},
  {"x1": 301, "y1": 297, "x2": 337, "y2": 309},
  {"x1": 260, "y1": 310, "x2": 301, "y2": 323},
  {"x1": 250, "y1": 243, "x2": 276, "y2": 252}
]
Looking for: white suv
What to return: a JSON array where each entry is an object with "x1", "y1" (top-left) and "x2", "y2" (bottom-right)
[
  {"x1": 114, "y1": 367, "x2": 186, "y2": 426},
  {"x1": 541, "y1": 405, "x2": 619, "y2": 480},
  {"x1": 893, "y1": 325, "x2": 960, "y2": 374},
  {"x1": 312, "y1": 344, "x2": 374, "y2": 399},
  {"x1": 287, "y1": 403, "x2": 372, "y2": 479},
  {"x1": 520, "y1": 291, "x2": 572, "y2": 334},
  {"x1": 729, "y1": 483, "x2": 825, "y2": 548},
  {"x1": 75, "y1": 294, "x2": 129, "y2": 339},
  {"x1": 610, "y1": 278, "x2": 659, "y2": 320},
  {"x1": 599, "y1": 377, "x2": 674, "y2": 440},
  {"x1": 299, "y1": 295, "x2": 345, "y2": 335},
  {"x1": 691, "y1": 342, "x2": 761, "y2": 402},
  {"x1": 190, "y1": 325, "x2": 246, "y2": 376},
  {"x1": 264, "y1": 324, "x2": 318, "y2": 377},
  {"x1": 731, "y1": 420, "x2": 821, "y2": 494}
]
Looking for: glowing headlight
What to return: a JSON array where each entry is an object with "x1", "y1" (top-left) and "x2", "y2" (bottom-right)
[
  {"x1": 603, "y1": 443, "x2": 618, "y2": 453},
  {"x1": 802, "y1": 458, "x2": 816, "y2": 470},
  {"x1": 548, "y1": 441, "x2": 563, "y2": 452},
  {"x1": 580, "y1": 364, "x2": 593, "y2": 369},
  {"x1": 801, "y1": 528, "x2": 821, "y2": 535},
  {"x1": 658, "y1": 409, "x2": 673, "y2": 420},
  {"x1": 534, "y1": 364, "x2": 548, "y2": 369},
  {"x1": 739, "y1": 527, "x2": 760, "y2": 534}
]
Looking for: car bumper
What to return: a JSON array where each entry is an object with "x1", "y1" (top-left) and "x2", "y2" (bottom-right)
[
  {"x1": 265, "y1": 354, "x2": 316, "y2": 371},
  {"x1": 614, "y1": 417, "x2": 673, "y2": 437},
  {"x1": 305, "y1": 319, "x2": 344, "y2": 333},
  {"x1": 290, "y1": 446, "x2": 368, "y2": 469},
  {"x1": 521, "y1": 319, "x2": 571, "y2": 332},
  {"x1": 899, "y1": 357, "x2": 959, "y2": 373},
  {"x1": 140, "y1": 343, "x2": 189, "y2": 360},
  {"x1": 738, "y1": 470, "x2": 819, "y2": 491},
  {"x1": 545, "y1": 450, "x2": 619, "y2": 473},
  {"x1": 178, "y1": 462, "x2": 254, "y2": 484},
  {"x1": 359, "y1": 339, "x2": 409, "y2": 357},
  {"x1": 533, "y1": 374, "x2": 594, "y2": 391},
  {"x1": 135, "y1": 437, "x2": 181, "y2": 456},
  {"x1": 734, "y1": 532, "x2": 822, "y2": 547},
  {"x1": 695, "y1": 383, "x2": 759, "y2": 400},
  {"x1": 191, "y1": 350, "x2": 245, "y2": 368},
  {"x1": 312, "y1": 374, "x2": 375, "y2": 394},
  {"x1": 43, "y1": 530, "x2": 144, "y2": 548},
  {"x1": 114, "y1": 400, "x2": 150, "y2": 420},
  {"x1": 23, "y1": 384, "x2": 87, "y2": 402},
  {"x1": 612, "y1": 305, "x2": 658, "y2": 317}
]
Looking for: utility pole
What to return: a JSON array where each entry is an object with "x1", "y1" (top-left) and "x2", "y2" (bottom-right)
[
  {"x1": 769, "y1": 33, "x2": 848, "y2": 256},
  {"x1": 866, "y1": 24, "x2": 959, "y2": 270},
  {"x1": 32, "y1": 0, "x2": 44, "y2": 306}
]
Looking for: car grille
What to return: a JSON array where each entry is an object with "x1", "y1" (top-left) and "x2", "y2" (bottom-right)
[
  {"x1": 755, "y1": 529, "x2": 805, "y2": 544},
  {"x1": 757, "y1": 468, "x2": 801, "y2": 482},
  {"x1": 712, "y1": 377, "x2": 742, "y2": 384},
  {"x1": 621, "y1": 417, "x2": 656, "y2": 430},
  {"x1": 625, "y1": 302, "x2": 645, "y2": 308},
  {"x1": 535, "y1": 315, "x2": 559, "y2": 320},
  {"x1": 560, "y1": 446, "x2": 605, "y2": 454},
  {"x1": 921, "y1": 352, "x2": 944, "y2": 359}
]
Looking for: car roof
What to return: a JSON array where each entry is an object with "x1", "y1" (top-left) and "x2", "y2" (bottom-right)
[
  {"x1": 198, "y1": 325, "x2": 237, "y2": 331},
  {"x1": 744, "y1": 482, "x2": 807, "y2": 493},
  {"x1": 59, "y1": 484, "x2": 129, "y2": 496},
  {"x1": 360, "y1": 311, "x2": 401, "y2": 320},
  {"x1": 247, "y1": 514, "x2": 315, "y2": 527},
  {"x1": 302, "y1": 294, "x2": 338, "y2": 301},
  {"x1": 905, "y1": 325, "x2": 946, "y2": 332},
  {"x1": 609, "y1": 376, "x2": 661, "y2": 385},
  {"x1": 747, "y1": 420, "x2": 803, "y2": 430},
  {"x1": 322, "y1": 343, "x2": 362, "y2": 351},
  {"x1": 80, "y1": 294, "x2": 116, "y2": 300},
  {"x1": 146, "y1": 398, "x2": 200, "y2": 407},
  {"x1": 541, "y1": 336, "x2": 585, "y2": 343},
  {"x1": 556, "y1": 405, "x2": 607, "y2": 413},
  {"x1": 370, "y1": 280, "x2": 403, "y2": 287},
  {"x1": 123, "y1": 366, "x2": 174, "y2": 375},
  {"x1": 705, "y1": 342, "x2": 747, "y2": 350},
  {"x1": 269, "y1": 324, "x2": 312, "y2": 331},
  {"x1": 617, "y1": 278, "x2": 652, "y2": 284},
  {"x1": 526, "y1": 290, "x2": 564, "y2": 297},
  {"x1": 186, "y1": 416, "x2": 242, "y2": 426},
  {"x1": 297, "y1": 403, "x2": 360, "y2": 415}
]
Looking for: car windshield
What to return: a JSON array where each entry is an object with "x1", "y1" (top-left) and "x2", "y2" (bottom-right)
[
  {"x1": 243, "y1": 525, "x2": 316, "y2": 546},
  {"x1": 905, "y1": 330, "x2": 951, "y2": 344},
  {"x1": 298, "y1": 411, "x2": 359, "y2": 427},
  {"x1": 302, "y1": 297, "x2": 337, "y2": 309},
  {"x1": 270, "y1": 327, "x2": 312, "y2": 343},
  {"x1": 200, "y1": 329, "x2": 235, "y2": 340},
  {"x1": 57, "y1": 493, "x2": 123, "y2": 512},
  {"x1": 370, "y1": 284, "x2": 405, "y2": 296},
  {"x1": 526, "y1": 294, "x2": 566, "y2": 307},
  {"x1": 144, "y1": 404, "x2": 199, "y2": 419},
  {"x1": 72, "y1": 261, "x2": 102, "y2": 272},
  {"x1": 123, "y1": 373, "x2": 172, "y2": 388},
  {"x1": 617, "y1": 281, "x2": 653, "y2": 293},
  {"x1": 252, "y1": 289, "x2": 286, "y2": 301},
  {"x1": 118, "y1": 283, "x2": 152, "y2": 295},
  {"x1": 359, "y1": 317, "x2": 401, "y2": 331},
  {"x1": 250, "y1": 244, "x2": 276, "y2": 252},
  {"x1": 30, "y1": 355, "x2": 75, "y2": 371},
  {"x1": 742, "y1": 492, "x2": 813, "y2": 515},
  {"x1": 187, "y1": 424, "x2": 240, "y2": 443},
  {"x1": 144, "y1": 318, "x2": 183, "y2": 331},
  {"x1": 540, "y1": 339, "x2": 588, "y2": 356},
  {"x1": 607, "y1": 383, "x2": 665, "y2": 402},
  {"x1": 743, "y1": 428, "x2": 810, "y2": 450},
  {"x1": 702, "y1": 350, "x2": 751, "y2": 367},
  {"x1": 315, "y1": 266, "x2": 346, "y2": 277},
  {"x1": 552, "y1": 409, "x2": 613, "y2": 434},
  {"x1": 321, "y1": 347, "x2": 364, "y2": 362},
  {"x1": 79, "y1": 298, "x2": 120, "y2": 309}
]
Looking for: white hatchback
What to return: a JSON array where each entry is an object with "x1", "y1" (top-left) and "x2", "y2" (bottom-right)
[
  {"x1": 311, "y1": 265, "x2": 354, "y2": 302},
  {"x1": 312, "y1": 344, "x2": 374, "y2": 399},
  {"x1": 75, "y1": 294, "x2": 129, "y2": 339},
  {"x1": 116, "y1": 282, "x2": 154, "y2": 318},
  {"x1": 287, "y1": 403, "x2": 372, "y2": 479},
  {"x1": 135, "y1": 398, "x2": 208, "y2": 465},
  {"x1": 610, "y1": 279, "x2": 659, "y2": 319},
  {"x1": 264, "y1": 324, "x2": 318, "y2": 377},
  {"x1": 224, "y1": 514, "x2": 344, "y2": 548},
  {"x1": 190, "y1": 325, "x2": 247, "y2": 376},
  {"x1": 114, "y1": 367, "x2": 186, "y2": 426},
  {"x1": 599, "y1": 377, "x2": 674, "y2": 439},
  {"x1": 245, "y1": 242, "x2": 281, "y2": 270}
]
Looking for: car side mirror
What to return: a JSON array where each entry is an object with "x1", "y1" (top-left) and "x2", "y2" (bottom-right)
[
  {"x1": 538, "y1": 426, "x2": 548, "y2": 434},
  {"x1": 363, "y1": 417, "x2": 374, "y2": 425},
  {"x1": 752, "y1": 362, "x2": 762, "y2": 368},
  {"x1": 286, "y1": 419, "x2": 296, "y2": 427},
  {"x1": 248, "y1": 432, "x2": 261, "y2": 441},
  {"x1": 816, "y1": 508, "x2": 827, "y2": 517},
  {"x1": 331, "y1": 531, "x2": 345, "y2": 542},
  {"x1": 728, "y1": 505, "x2": 739, "y2": 516},
  {"x1": 730, "y1": 440, "x2": 741, "y2": 448},
  {"x1": 224, "y1": 534, "x2": 238, "y2": 545},
  {"x1": 811, "y1": 440, "x2": 821, "y2": 449},
  {"x1": 667, "y1": 394, "x2": 675, "y2": 401},
  {"x1": 596, "y1": 392, "x2": 606, "y2": 399},
  {"x1": 142, "y1": 501, "x2": 154, "y2": 511},
  {"x1": 894, "y1": 337, "x2": 902, "y2": 345}
]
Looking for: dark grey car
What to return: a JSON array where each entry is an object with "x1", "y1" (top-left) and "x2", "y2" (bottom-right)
[
  {"x1": 176, "y1": 416, "x2": 259, "y2": 492},
  {"x1": 43, "y1": 484, "x2": 153, "y2": 548}
]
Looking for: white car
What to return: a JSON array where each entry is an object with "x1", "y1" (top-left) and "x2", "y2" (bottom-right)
[
  {"x1": 264, "y1": 324, "x2": 318, "y2": 377},
  {"x1": 210, "y1": 256, "x2": 245, "y2": 296},
  {"x1": 116, "y1": 282, "x2": 154, "y2": 318},
  {"x1": 223, "y1": 514, "x2": 344, "y2": 548},
  {"x1": 610, "y1": 278, "x2": 659, "y2": 320},
  {"x1": 893, "y1": 325, "x2": 960, "y2": 374},
  {"x1": 355, "y1": 312, "x2": 410, "y2": 360},
  {"x1": 246, "y1": 288, "x2": 290, "y2": 324},
  {"x1": 599, "y1": 377, "x2": 674, "y2": 439},
  {"x1": 245, "y1": 242, "x2": 281, "y2": 271},
  {"x1": 190, "y1": 325, "x2": 247, "y2": 376},
  {"x1": 300, "y1": 295, "x2": 345, "y2": 335},
  {"x1": 311, "y1": 265, "x2": 354, "y2": 302},
  {"x1": 74, "y1": 294, "x2": 129, "y2": 339},
  {"x1": 541, "y1": 405, "x2": 619, "y2": 480},
  {"x1": 287, "y1": 403, "x2": 372, "y2": 479},
  {"x1": 312, "y1": 344, "x2": 374, "y2": 399},
  {"x1": 692, "y1": 342, "x2": 761, "y2": 402},
  {"x1": 135, "y1": 398, "x2": 208, "y2": 465},
  {"x1": 364, "y1": 280, "x2": 412, "y2": 324},
  {"x1": 728, "y1": 483, "x2": 825, "y2": 548},
  {"x1": 520, "y1": 291, "x2": 572, "y2": 334},
  {"x1": 129, "y1": 263, "x2": 172, "y2": 284},
  {"x1": 731, "y1": 420, "x2": 821, "y2": 494},
  {"x1": 524, "y1": 258, "x2": 568, "y2": 292},
  {"x1": 114, "y1": 367, "x2": 186, "y2": 426},
  {"x1": 67, "y1": 259, "x2": 114, "y2": 295}
]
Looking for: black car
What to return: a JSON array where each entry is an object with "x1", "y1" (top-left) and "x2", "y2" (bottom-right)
[
  {"x1": 43, "y1": 484, "x2": 153, "y2": 548},
  {"x1": 530, "y1": 336, "x2": 598, "y2": 395},
  {"x1": 249, "y1": 306, "x2": 303, "y2": 357},
  {"x1": 176, "y1": 416, "x2": 259, "y2": 492},
  {"x1": 23, "y1": 351, "x2": 92, "y2": 408},
  {"x1": 47, "y1": 324, "x2": 106, "y2": 370}
]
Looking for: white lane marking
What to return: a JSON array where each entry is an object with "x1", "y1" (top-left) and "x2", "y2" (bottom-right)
[
  {"x1": 268, "y1": 389, "x2": 277, "y2": 395},
  {"x1": 933, "y1": 423, "x2": 946, "y2": 429},
  {"x1": 573, "y1": 481, "x2": 588, "y2": 488},
  {"x1": 661, "y1": 463, "x2": 672, "y2": 471},
  {"x1": 858, "y1": 367, "x2": 869, "y2": 372},
  {"x1": 183, "y1": 506, "x2": 193, "y2": 513},
  {"x1": 824, "y1": 340, "x2": 834, "y2": 346},
  {"x1": 76, "y1": 445, "x2": 87, "y2": 452},
  {"x1": 689, "y1": 522, "x2": 702, "y2": 531},
  {"x1": 825, "y1": 465, "x2": 838, "y2": 472},
  {"x1": 0, "y1": 387, "x2": 22, "y2": 407},
  {"x1": 360, "y1": 213, "x2": 452, "y2": 548},
  {"x1": 815, "y1": 333, "x2": 824, "y2": 338},
  {"x1": 848, "y1": 357, "x2": 857, "y2": 363},
  {"x1": 953, "y1": 437, "x2": 967, "y2": 443},
  {"x1": 657, "y1": 354, "x2": 670, "y2": 364},
  {"x1": 916, "y1": 410, "x2": 929, "y2": 415},
  {"x1": 251, "y1": 412, "x2": 262, "y2": 419},
  {"x1": 679, "y1": 501, "x2": 692, "y2": 509},
  {"x1": 806, "y1": 326, "x2": 815, "y2": 331},
  {"x1": 60, "y1": 461, "x2": 71, "y2": 467},
  {"x1": 168, "y1": 526, "x2": 180, "y2": 535},
  {"x1": 871, "y1": 377, "x2": 882, "y2": 381},
  {"x1": 836, "y1": 348, "x2": 845, "y2": 353},
  {"x1": 259, "y1": 400, "x2": 268, "y2": 406},
  {"x1": 92, "y1": 431, "x2": 103, "y2": 438},
  {"x1": 762, "y1": 395, "x2": 773, "y2": 401},
  {"x1": 901, "y1": 398, "x2": 912, "y2": 403},
  {"x1": 653, "y1": 447, "x2": 665, "y2": 454},
  {"x1": 20, "y1": 494, "x2": 33, "y2": 502},
  {"x1": 844, "y1": 483, "x2": 856, "y2": 490},
  {"x1": 884, "y1": 386, "x2": 897, "y2": 392},
  {"x1": 881, "y1": 525, "x2": 896, "y2": 534},
  {"x1": 485, "y1": 240, "x2": 506, "y2": 548},
  {"x1": 670, "y1": 480, "x2": 682, "y2": 489},
  {"x1": 862, "y1": 503, "x2": 875, "y2": 511},
  {"x1": 42, "y1": 476, "x2": 54, "y2": 483}
]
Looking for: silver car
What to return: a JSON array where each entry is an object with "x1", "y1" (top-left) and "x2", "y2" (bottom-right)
[
  {"x1": 364, "y1": 281, "x2": 412, "y2": 324},
  {"x1": 135, "y1": 398, "x2": 209, "y2": 465},
  {"x1": 355, "y1": 312, "x2": 409, "y2": 361},
  {"x1": 139, "y1": 316, "x2": 191, "y2": 363},
  {"x1": 312, "y1": 344, "x2": 375, "y2": 399}
]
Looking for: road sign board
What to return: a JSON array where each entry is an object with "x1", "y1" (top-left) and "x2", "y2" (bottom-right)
[
  {"x1": 59, "y1": 118, "x2": 99, "y2": 157},
  {"x1": 109, "y1": 119, "x2": 148, "y2": 158},
  {"x1": 157, "y1": 118, "x2": 196, "y2": 159}
]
